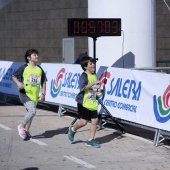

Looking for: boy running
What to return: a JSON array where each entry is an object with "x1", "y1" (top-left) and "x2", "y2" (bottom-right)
[
  {"x1": 12, "y1": 49, "x2": 47, "y2": 140},
  {"x1": 68, "y1": 56, "x2": 103, "y2": 148}
]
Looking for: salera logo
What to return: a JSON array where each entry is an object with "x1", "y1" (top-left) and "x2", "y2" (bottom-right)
[
  {"x1": 50, "y1": 69, "x2": 110, "y2": 99},
  {"x1": 50, "y1": 68, "x2": 65, "y2": 98},
  {"x1": 153, "y1": 85, "x2": 170, "y2": 123}
]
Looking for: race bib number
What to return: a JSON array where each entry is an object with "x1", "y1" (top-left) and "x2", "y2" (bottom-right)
[
  {"x1": 28, "y1": 74, "x2": 41, "y2": 85},
  {"x1": 87, "y1": 90, "x2": 96, "y2": 100}
]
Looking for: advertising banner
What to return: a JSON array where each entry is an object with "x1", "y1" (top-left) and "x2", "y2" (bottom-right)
[
  {"x1": 41, "y1": 63, "x2": 82, "y2": 107},
  {"x1": 100, "y1": 67, "x2": 170, "y2": 131},
  {"x1": 1, "y1": 61, "x2": 170, "y2": 131},
  {"x1": 0, "y1": 61, "x2": 24, "y2": 95}
]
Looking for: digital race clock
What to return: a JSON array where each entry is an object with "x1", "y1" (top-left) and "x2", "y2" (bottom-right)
[{"x1": 68, "y1": 18, "x2": 121, "y2": 37}]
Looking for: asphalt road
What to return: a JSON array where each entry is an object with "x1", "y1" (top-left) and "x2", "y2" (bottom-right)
[{"x1": 0, "y1": 102, "x2": 170, "y2": 170}]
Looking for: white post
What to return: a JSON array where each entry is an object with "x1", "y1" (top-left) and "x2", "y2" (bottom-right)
[{"x1": 88, "y1": 0, "x2": 156, "y2": 68}]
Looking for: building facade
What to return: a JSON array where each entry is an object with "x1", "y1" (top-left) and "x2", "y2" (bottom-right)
[{"x1": 0, "y1": 0, "x2": 169, "y2": 65}]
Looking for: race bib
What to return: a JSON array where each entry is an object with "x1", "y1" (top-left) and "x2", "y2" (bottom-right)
[
  {"x1": 28, "y1": 74, "x2": 41, "y2": 85},
  {"x1": 87, "y1": 90, "x2": 96, "y2": 100}
]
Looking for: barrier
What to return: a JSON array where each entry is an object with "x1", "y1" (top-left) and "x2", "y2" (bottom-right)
[
  {"x1": 156, "y1": 60, "x2": 170, "y2": 73},
  {"x1": 0, "y1": 92, "x2": 21, "y2": 105},
  {"x1": 1, "y1": 60, "x2": 170, "y2": 146},
  {"x1": 154, "y1": 129, "x2": 170, "y2": 146}
]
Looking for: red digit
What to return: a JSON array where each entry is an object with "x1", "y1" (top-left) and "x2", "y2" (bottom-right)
[
  {"x1": 97, "y1": 21, "x2": 103, "y2": 33},
  {"x1": 82, "y1": 21, "x2": 87, "y2": 33},
  {"x1": 112, "y1": 21, "x2": 118, "y2": 33},
  {"x1": 105, "y1": 21, "x2": 110, "y2": 33},
  {"x1": 89, "y1": 21, "x2": 95, "y2": 33},
  {"x1": 74, "y1": 21, "x2": 79, "y2": 34}
]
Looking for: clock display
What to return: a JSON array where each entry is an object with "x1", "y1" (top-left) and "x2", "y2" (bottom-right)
[{"x1": 68, "y1": 18, "x2": 121, "y2": 37}]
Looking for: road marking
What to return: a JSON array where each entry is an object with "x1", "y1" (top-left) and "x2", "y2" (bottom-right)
[
  {"x1": 30, "y1": 138, "x2": 48, "y2": 146},
  {"x1": 64, "y1": 155, "x2": 96, "y2": 169},
  {"x1": 0, "y1": 123, "x2": 12, "y2": 130}
]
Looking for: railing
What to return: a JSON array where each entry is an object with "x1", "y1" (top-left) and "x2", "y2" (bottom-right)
[{"x1": 156, "y1": 60, "x2": 170, "y2": 73}]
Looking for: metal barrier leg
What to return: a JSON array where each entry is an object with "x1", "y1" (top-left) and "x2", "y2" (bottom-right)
[
  {"x1": 57, "y1": 104, "x2": 63, "y2": 116},
  {"x1": 153, "y1": 129, "x2": 159, "y2": 146},
  {"x1": 155, "y1": 129, "x2": 161, "y2": 147},
  {"x1": 97, "y1": 114, "x2": 103, "y2": 130}
]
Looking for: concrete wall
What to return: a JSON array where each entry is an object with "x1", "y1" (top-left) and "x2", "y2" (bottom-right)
[
  {"x1": 0, "y1": 0, "x2": 88, "y2": 63},
  {"x1": 0, "y1": 0, "x2": 170, "y2": 65},
  {"x1": 156, "y1": 0, "x2": 170, "y2": 64}
]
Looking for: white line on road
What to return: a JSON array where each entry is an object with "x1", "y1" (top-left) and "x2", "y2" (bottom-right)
[
  {"x1": 30, "y1": 138, "x2": 48, "y2": 146},
  {"x1": 64, "y1": 155, "x2": 96, "y2": 169},
  {"x1": 0, "y1": 123, "x2": 12, "y2": 130}
]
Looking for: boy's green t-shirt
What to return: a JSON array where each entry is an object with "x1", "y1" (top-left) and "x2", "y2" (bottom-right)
[
  {"x1": 82, "y1": 72, "x2": 98, "y2": 111},
  {"x1": 13, "y1": 63, "x2": 47, "y2": 105},
  {"x1": 23, "y1": 64, "x2": 42, "y2": 105}
]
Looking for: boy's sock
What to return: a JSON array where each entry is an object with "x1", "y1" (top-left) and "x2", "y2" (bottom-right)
[{"x1": 72, "y1": 127, "x2": 76, "y2": 132}]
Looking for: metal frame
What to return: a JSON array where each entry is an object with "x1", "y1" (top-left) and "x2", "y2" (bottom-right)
[{"x1": 154, "y1": 129, "x2": 170, "y2": 146}]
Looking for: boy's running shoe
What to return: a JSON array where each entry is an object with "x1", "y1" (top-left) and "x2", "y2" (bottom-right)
[
  {"x1": 68, "y1": 125, "x2": 76, "y2": 142},
  {"x1": 86, "y1": 139, "x2": 101, "y2": 148},
  {"x1": 17, "y1": 124, "x2": 26, "y2": 139}
]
